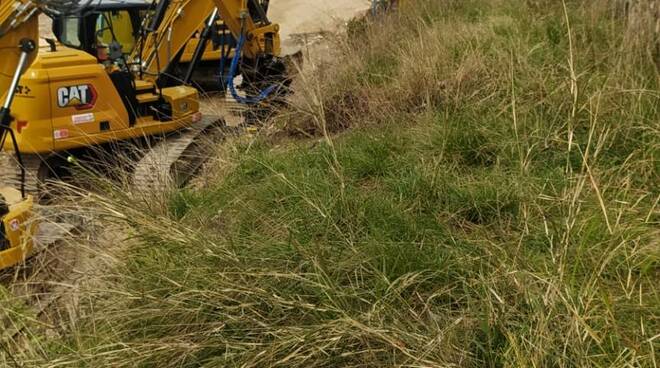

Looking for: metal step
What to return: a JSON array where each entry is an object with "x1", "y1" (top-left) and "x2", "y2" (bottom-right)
[{"x1": 136, "y1": 93, "x2": 160, "y2": 104}]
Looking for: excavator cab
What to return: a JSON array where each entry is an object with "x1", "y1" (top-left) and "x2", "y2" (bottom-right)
[
  {"x1": 95, "y1": 8, "x2": 143, "y2": 57},
  {"x1": 53, "y1": 0, "x2": 149, "y2": 63},
  {"x1": 49, "y1": 0, "x2": 278, "y2": 90},
  {"x1": 50, "y1": 0, "x2": 238, "y2": 88}
]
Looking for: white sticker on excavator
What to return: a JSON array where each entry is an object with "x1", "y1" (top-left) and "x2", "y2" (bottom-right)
[
  {"x1": 9, "y1": 219, "x2": 20, "y2": 232},
  {"x1": 72, "y1": 113, "x2": 95, "y2": 125},
  {"x1": 54, "y1": 129, "x2": 70, "y2": 140}
]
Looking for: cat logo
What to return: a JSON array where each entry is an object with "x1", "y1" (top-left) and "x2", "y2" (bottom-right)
[{"x1": 57, "y1": 84, "x2": 97, "y2": 110}]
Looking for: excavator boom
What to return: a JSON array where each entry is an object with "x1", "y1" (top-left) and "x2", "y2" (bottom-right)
[
  {"x1": 134, "y1": 0, "x2": 281, "y2": 80},
  {"x1": 1, "y1": 1, "x2": 39, "y2": 99},
  {"x1": 0, "y1": 0, "x2": 38, "y2": 35}
]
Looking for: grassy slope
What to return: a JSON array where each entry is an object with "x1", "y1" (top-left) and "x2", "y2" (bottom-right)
[{"x1": 14, "y1": 0, "x2": 660, "y2": 366}]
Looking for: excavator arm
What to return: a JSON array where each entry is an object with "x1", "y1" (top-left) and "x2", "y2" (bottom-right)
[
  {"x1": 1, "y1": 1, "x2": 41, "y2": 192},
  {"x1": 134, "y1": 0, "x2": 281, "y2": 82},
  {"x1": 134, "y1": 0, "x2": 215, "y2": 78},
  {"x1": 212, "y1": 0, "x2": 280, "y2": 58},
  {"x1": 1, "y1": 0, "x2": 90, "y2": 125},
  {"x1": 1, "y1": 1, "x2": 40, "y2": 110},
  {"x1": 0, "y1": 0, "x2": 39, "y2": 37}
]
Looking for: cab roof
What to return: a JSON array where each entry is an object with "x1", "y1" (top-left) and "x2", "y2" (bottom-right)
[{"x1": 77, "y1": 0, "x2": 151, "y2": 11}]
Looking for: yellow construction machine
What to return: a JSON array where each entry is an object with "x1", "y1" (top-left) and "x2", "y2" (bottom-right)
[
  {"x1": 134, "y1": 0, "x2": 284, "y2": 95},
  {"x1": 50, "y1": 0, "x2": 247, "y2": 88},
  {"x1": 1, "y1": 0, "x2": 286, "y2": 270},
  {"x1": 1, "y1": 0, "x2": 203, "y2": 192},
  {"x1": 1, "y1": 0, "x2": 285, "y2": 186}
]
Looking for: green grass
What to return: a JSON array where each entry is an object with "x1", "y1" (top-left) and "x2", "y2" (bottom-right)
[{"x1": 5, "y1": 0, "x2": 659, "y2": 366}]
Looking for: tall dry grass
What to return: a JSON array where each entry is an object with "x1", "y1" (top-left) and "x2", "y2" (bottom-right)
[{"x1": 1, "y1": 0, "x2": 658, "y2": 367}]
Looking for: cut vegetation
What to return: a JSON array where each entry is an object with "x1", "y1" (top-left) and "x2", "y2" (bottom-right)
[{"x1": 2, "y1": 0, "x2": 659, "y2": 366}]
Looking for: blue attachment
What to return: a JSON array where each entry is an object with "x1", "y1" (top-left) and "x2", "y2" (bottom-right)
[{"x1": 226, "y1": 32, "x2": 278, "y2": 105}]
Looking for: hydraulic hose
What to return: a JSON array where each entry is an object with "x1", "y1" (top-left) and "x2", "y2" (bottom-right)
[{"x1": 226, "y1": 32, "x2": 278, "y2": 105}]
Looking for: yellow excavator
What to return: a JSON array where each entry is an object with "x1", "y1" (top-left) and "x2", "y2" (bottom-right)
[
  {"x1": 50, "y1": 0, "x2": 246, "y2": 88},
  {"x1": 1, "y1": 0, "x2": 286, "y2": 270},
  {"x1": 1, "y1": 0, "x2": 284, "y2": 186}
]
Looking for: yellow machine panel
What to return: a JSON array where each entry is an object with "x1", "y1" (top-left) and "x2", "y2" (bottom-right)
[
  {"x1": 0, "y1": 16, "x2": 39, "y2": 94},
  {"x1": 2, "y1": 45, "x2": 201, "y2": 155},
  {"x1": 0, "y1": 188, "x2": 35, "y2": 270}
]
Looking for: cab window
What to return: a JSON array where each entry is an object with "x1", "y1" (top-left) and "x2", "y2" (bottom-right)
[
  {"x1": 59, "y1": 17, "x2": 82, "y2": 48},
  {"x1": 95, "y1": 11, "x2": 138, "y2": 54}
]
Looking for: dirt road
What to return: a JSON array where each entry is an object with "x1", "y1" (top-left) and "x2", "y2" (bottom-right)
[
  {"x1": 269, "y1": 0, "x2": 370, "y2": 55},
  {"x1": 269, "y1": 0, "x2": 370, "y2": 38}
]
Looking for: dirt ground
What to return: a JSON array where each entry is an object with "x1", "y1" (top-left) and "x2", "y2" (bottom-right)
[
  {"x1": 270, "y1": 0, "x2": 370, "y2": 35},
  {"x1": 269, "y1": 0, "x2": 370, "y2": 53}
]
